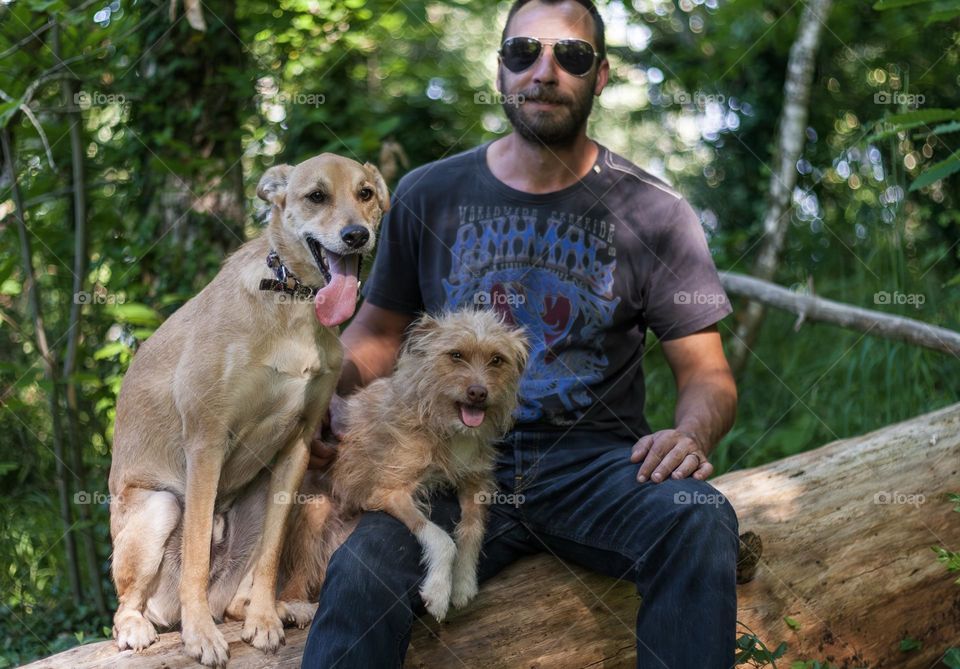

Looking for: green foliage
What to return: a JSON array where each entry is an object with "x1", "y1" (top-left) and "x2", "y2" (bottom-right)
[
  {"x1": 735, "y1": 629, "x2": 788, "y2": 667},
  {"x1": 1, "y1": 0, "x2": 959, "y2": 664}
]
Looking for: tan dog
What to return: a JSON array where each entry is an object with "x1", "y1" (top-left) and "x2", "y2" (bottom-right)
[
  {"x1": 108, "y1": 154, "x2": 388, "y2": 667},
  {"x1": 332, "y1": 309, "x2": 529, "y2": 620}
]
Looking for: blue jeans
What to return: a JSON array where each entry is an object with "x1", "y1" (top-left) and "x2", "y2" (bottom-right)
[{"x1": 302, "y1": 430, "x2": 739, "y2": 668}]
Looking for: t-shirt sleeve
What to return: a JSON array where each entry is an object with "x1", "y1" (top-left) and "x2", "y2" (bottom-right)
[
  {"x1": 642, "y1": 197, "x2": 732, "y2": 341},
  {"x1": 360, "y1": 176, "x2": 424, "y2": 316}
]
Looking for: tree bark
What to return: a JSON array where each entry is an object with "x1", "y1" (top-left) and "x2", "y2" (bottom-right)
[
  {"x1": 21, "y1": 403, "x2": 960, "y2": 669},
  {"x1": 728, "y1": 0, "x2": 834, "y2": 375}
]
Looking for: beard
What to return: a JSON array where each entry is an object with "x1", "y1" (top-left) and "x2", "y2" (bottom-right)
[{"x1": 499, "y1": 71, "x2": 596, "y2": 147}]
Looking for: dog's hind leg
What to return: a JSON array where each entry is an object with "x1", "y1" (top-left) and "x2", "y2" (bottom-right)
[
  {"x1": 111, "y1": 488, "x2": 181, "y2": 651},
  {"x1": 275, "y1": 478, "x2": 343, "y2": 629}
]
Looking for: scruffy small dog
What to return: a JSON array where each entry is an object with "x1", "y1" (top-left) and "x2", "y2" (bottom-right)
[{"x1": 332, "y1": 309, "x2": 529, "y2": 620}]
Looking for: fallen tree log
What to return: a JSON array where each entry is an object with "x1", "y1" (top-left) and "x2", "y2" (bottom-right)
[{"x1": 23, "y1": 403, "x2": 960, "y2": 669}]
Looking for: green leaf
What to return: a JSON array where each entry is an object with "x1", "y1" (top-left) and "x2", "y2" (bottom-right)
[
  {"x1": 899, "y1": 637, "x2": 922, "y2": 651},
  {"x1": 0, "y1": 99, "x2": 20, "y2": 129},
  {"x1": 784, "y1": 615, "x2": 801, "y2": 630},
  {"x1": 885, "y1": 109, "x2": 960, "y2": 126},
  {"x1": 927, "y1": 7, "x2": 960, "y2": 23},
  {"x1": 910, "y1": 155, "x2": 960, "y2": 191},
  {"x1": 927, "y1": 121, "x2": 960, "y2": 136},
  {"x1": 874, "y1": 0, "x2": 936, "y2": 8},
  {"x1": 93, "y1": 341, "x2": 129, "y2": 360},
  {"x1": 107, "y1": 303, "x2": 162, "y2": 327},
  {"x1": 942, "y1": 648, "x2": 960, "y2": 669},
  {"x1": 0, "y1": 278, "x2": 21, "y2": 296}
]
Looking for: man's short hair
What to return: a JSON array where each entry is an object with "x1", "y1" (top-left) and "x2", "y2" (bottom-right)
[{"x1": 501, "y1": 0, "x2": 607, "y2": 61}]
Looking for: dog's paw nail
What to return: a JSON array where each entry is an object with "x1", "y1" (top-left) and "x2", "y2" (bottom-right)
[
  {"x1": 182, "y1": 621, "x2": 230, "y2": 668},
  {"x1": 115, "y1": 616, "x2": 158, "y2": 651},
  {"x1": 242, "y1": 611, "x2": 286, "y2": 653}
]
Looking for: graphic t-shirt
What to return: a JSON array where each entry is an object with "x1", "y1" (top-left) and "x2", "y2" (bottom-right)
[{"x1": 362, "y1": 142, "x2": 732, "y2": 437}]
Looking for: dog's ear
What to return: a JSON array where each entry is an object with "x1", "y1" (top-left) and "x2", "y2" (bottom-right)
[
  {"x1": 363, "y1": 162, "x2": 390, "y2": 213},
  {"x1": 257, "y1": 164, "x2": 292, "y2": 208},
  {"x1": 506, "y1": 326, "x2": 531, "y2": 375},
  {"x1": 403, "y1": 313, "x2": 440, "y2": 355}
]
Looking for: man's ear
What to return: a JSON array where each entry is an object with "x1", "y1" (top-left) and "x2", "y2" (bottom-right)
[
  {"x1": 363, "y1": 162, "x2": 390, "y2": 213},
  {"x1": 257, "y1": 164, "x2": 292, "y2": 208}
]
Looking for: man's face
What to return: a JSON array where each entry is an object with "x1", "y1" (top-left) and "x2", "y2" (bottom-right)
[{"x1": 497, "y1": 1, "x2": 608, "y2": 147}]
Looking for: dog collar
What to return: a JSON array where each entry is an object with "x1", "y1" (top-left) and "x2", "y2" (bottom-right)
[{"x1": 258, "y1": 250, "x2": 320, "y2": 299}]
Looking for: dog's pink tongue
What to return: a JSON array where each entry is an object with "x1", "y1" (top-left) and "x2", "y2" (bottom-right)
[
  {"x1": 315, "y1": 253, "x2": 359, "y2": 327},
  {"x1": 459, "y1": 404, "x2": 485, "y2": 428}
]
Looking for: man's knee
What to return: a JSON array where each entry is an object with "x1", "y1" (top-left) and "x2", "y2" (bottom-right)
[
  {"x1": 669, "y1": 478, "x2": 739, "y2": 561},
  {"x1": 321, "y1": 511, "x2": 423, "y2": 607}
]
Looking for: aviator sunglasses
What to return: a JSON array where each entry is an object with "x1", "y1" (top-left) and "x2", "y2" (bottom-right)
[{"x1": 499, "y1": 36, "x2": 600, "y2": 77}]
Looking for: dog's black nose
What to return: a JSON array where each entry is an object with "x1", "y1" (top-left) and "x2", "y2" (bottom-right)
[
  {"x1": 467, "y1": 385, "x2": 487, "y2": 404},
  {"x1": 340, "y1": 224, "x2": 369, "y2": 249}
]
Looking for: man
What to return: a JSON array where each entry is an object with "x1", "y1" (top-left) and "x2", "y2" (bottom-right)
[{"x1": 302, "y1": 0, "x2": 739, "y2": 666}]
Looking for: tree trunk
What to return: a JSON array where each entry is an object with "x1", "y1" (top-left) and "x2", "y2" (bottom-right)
[
  {"x1": 52, "y1": 20, "x2": 108, "y2": 618},
  {"x1": 20, "y1": 403, "x2": 960, "y2": 669},
  {"x1": 728, "y1": 0, "x2": 834, "y2": 376}
]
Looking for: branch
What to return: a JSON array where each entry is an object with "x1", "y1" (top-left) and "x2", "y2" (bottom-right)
[{"x1": 720, "y1": 271, "x2": 960, "y2": 357}]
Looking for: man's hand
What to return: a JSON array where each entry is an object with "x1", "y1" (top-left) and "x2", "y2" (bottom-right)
[
  {"x1": 630, "y1": 429, "x2": 713, "y2": 483},
  {"x1": 308, "y1": 393, "x2": 347, "y2": 470}
]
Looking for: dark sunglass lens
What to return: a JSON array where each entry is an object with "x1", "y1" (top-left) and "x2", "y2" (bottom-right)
[
  {"x1": 554, "y1": 40, "x2": 595, "y2": 75},
  {"x1": 501, "y1": 37, "x2": 541, "y2": 73}
]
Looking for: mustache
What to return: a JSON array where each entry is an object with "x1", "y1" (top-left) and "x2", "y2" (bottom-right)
[{"x1": 517, "y1": 87, "x2": 572, "y2": 105}]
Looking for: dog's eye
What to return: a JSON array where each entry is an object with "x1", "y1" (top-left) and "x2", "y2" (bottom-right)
[
  {"x1": 449, "y1": 351, "x2": 462, "y2": 361},
  {"x1": 490, "y1": 355, "x2": 503, "y2": 366},
  {"x1": 307, "y1": 191, "x2": 327, "y2": 204},
  {"x1": 358, "y1": 187, "x2": 374, "y2": 202}
]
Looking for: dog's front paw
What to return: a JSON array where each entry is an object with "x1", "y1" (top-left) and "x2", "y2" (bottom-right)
[
  {"x1": 450, "y1": 569, "x2": 478, "y2": 609},
  {"x1": 242, "y1": 606, "x2": 285, "y2": 653},
  {"x1": 276, "y1": 600, "x2": 318, "y2": 629},
  {"x1": 181, "y1": 617, "x2": 229, "y2": 668},
  {"x1": 114, "y1": 612, "x2": 158, "y2": 651},
  {"x1": 420, "y1": 570, "x2": 452, "y2": 621}
]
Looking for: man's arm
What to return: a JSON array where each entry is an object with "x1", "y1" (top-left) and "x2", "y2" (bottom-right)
[
  {"x1": 308, "y1": 301, "x2": 414, "y2": 469},
  {"x1": 629, "y1": 324, "x2": 737, "y2": 483},
  {"x1": 337, "y1": 301, "x2": 415, "y2": 395}
]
